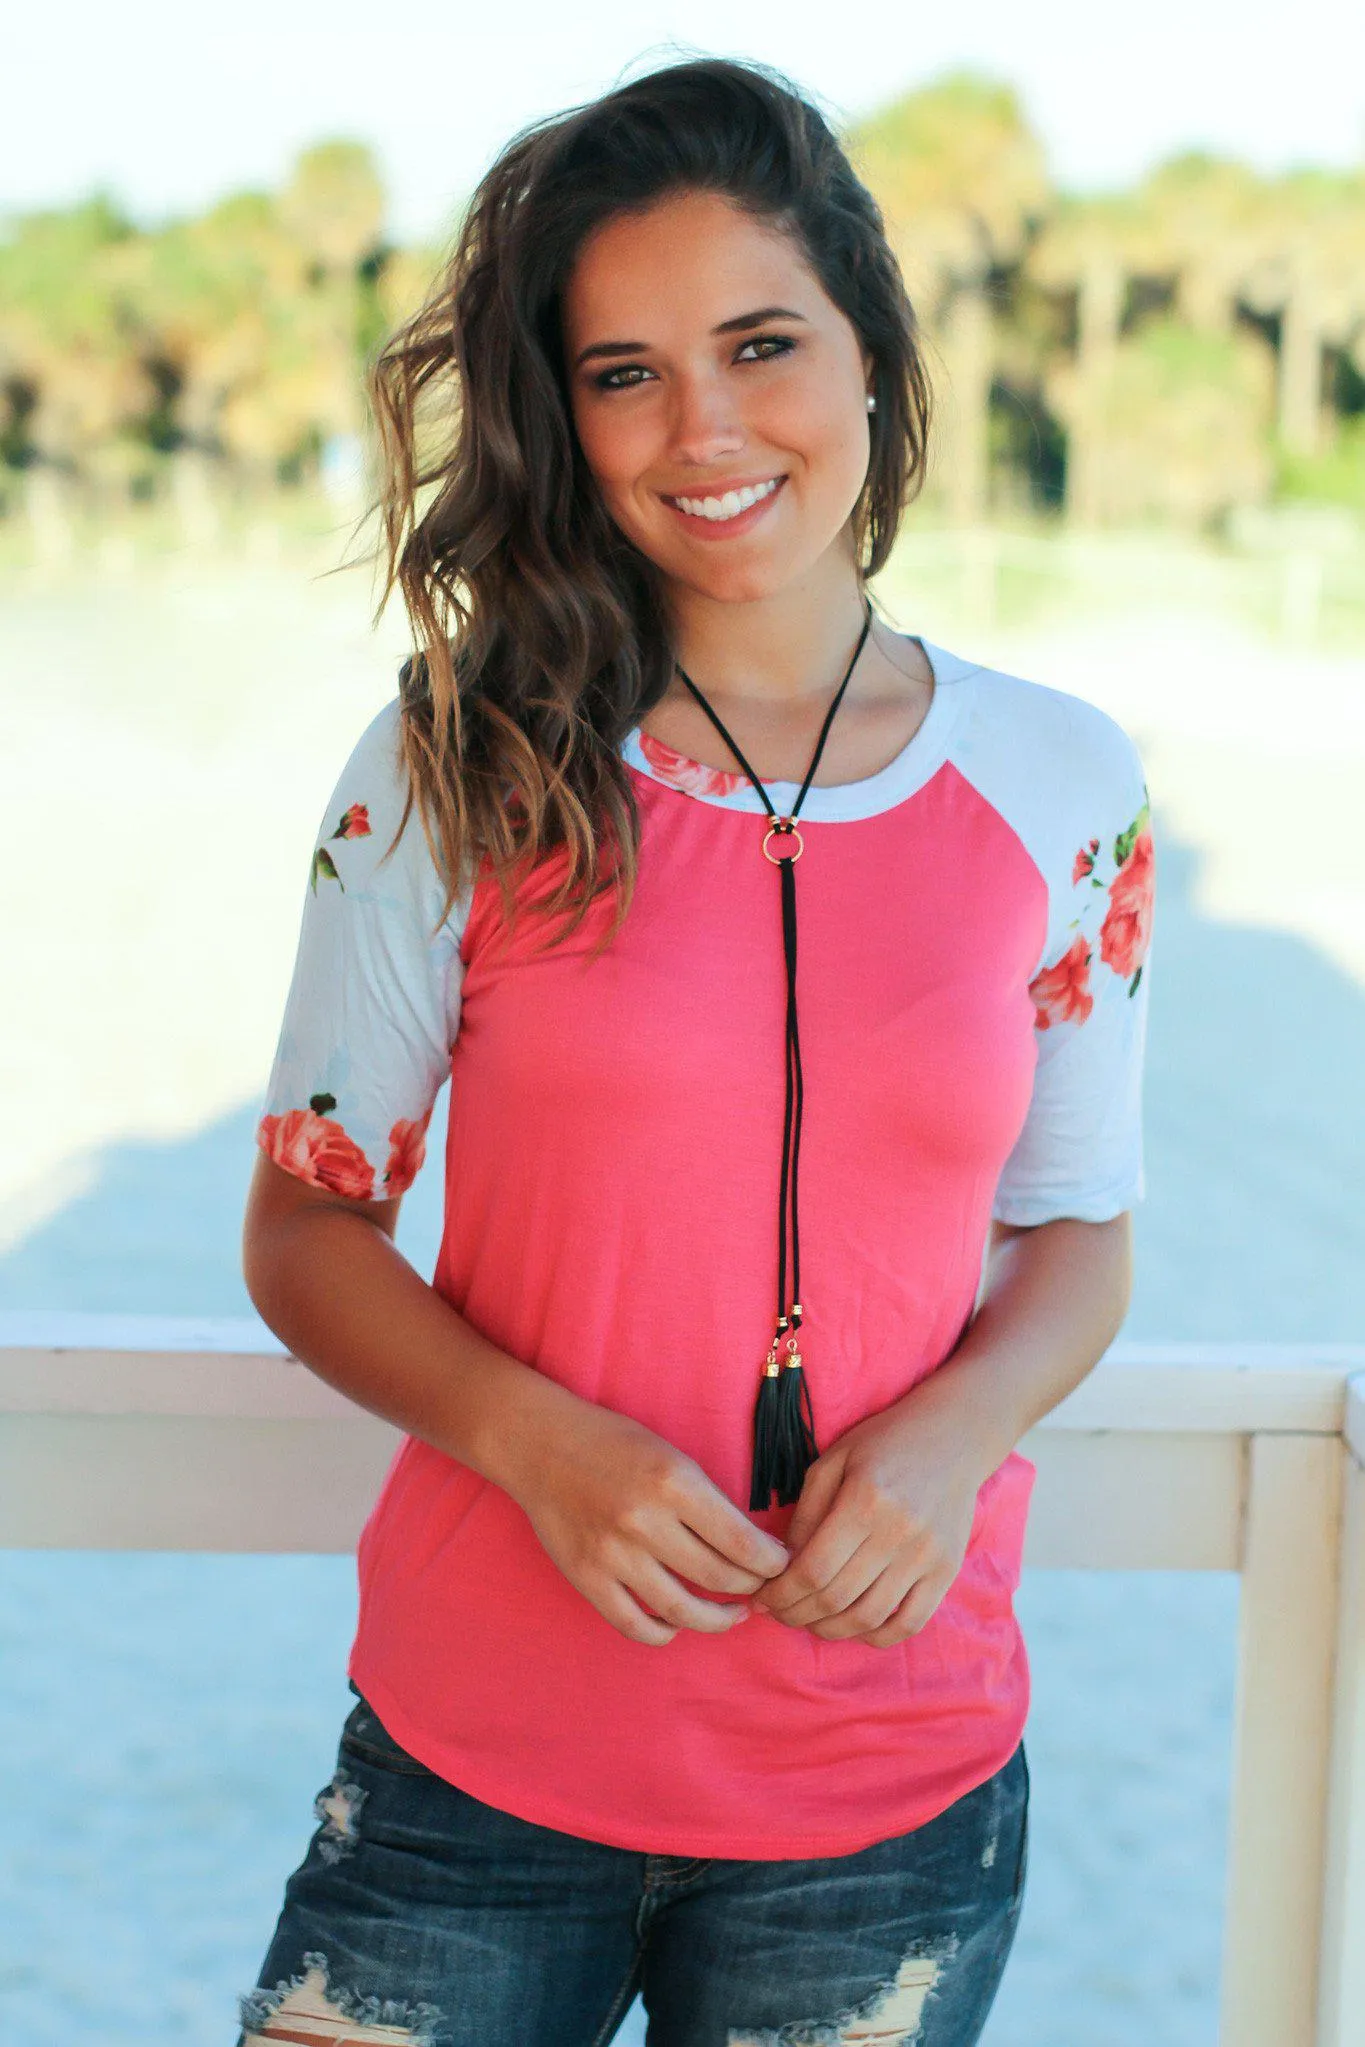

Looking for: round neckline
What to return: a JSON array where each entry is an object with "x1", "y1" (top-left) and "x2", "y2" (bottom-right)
[{"x1": 621, "y1": 635, "x2": 972, "y2": 823}]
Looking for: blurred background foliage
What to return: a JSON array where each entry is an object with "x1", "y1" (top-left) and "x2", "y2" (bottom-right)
[{"x1": 2, "y1": 69, "x2": 1363, "y2": 562}]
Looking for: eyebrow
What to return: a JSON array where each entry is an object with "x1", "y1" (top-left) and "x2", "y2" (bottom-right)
[{"x1": 573, "y1": 305, "x2": 809, "y2": 370}]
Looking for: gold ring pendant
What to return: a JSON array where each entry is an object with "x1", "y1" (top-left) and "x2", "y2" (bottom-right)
[{"x1": 762, "y1": 818, "x2": 804, "y2": 864}]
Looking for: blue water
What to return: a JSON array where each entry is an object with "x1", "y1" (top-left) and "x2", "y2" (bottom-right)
[{"x1": 2, "y1": 810, "x2": 1361, "y2": 2043}]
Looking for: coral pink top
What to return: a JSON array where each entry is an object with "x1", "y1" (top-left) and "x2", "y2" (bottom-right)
[{"x1": 257, "y1": 634, "x2": 1154, "y2": 1858}]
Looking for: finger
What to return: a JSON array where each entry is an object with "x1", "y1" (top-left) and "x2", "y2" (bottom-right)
[
  {"x1": 681, "y1": 1484, "x2": 790, "y2": 1579},
  {"x1": 626, "y1": 1557, "x2": 753, "y2": 1635},
  {"x1": 651, "y1": 1521, "x2": 775, "y2": 1597},
  {"x1": 765, "y1": 1536, "x2": 887, "y2": 1627},
  {"x1": 600, "y1": 1582, "x2": 679, "y2": 1648},
  {"x1": 759, "y1": 1511, "x2": 871, "y2": 1617},
  {"x1": 784, "y1": 1450, "x2": 845, "y2": 1554},
  {"x1": 806, "y1": 1561, "x2": 920, "y2": 1639},
  {"x1": 862, "y1": 1577, "x2": 945, "y2": 1648}
]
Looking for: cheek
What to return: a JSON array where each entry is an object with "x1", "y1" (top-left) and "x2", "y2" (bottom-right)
[
  {"x1": 762, "y1": 372, "x2": 866, "y2": 484},
  {"x1": 572, "y1": 403, "x2": 652, "y2": 505},
  {"x1": 805, "y1": 394, "x2": 869, "y2": 483}
]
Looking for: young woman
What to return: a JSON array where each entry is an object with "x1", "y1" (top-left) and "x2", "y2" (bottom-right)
[{"x1": 238, "y1": 55, "x2": 1153, "y2": 2047}]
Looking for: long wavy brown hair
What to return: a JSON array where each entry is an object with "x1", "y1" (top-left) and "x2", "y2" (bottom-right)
[{"x1": 365, "y1": 54, "x2": 933, "y2": 951}]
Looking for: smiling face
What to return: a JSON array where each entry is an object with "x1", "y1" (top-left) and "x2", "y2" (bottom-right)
[{"x1": 561, "y1": 188, "x2": 875, "y2": 607}]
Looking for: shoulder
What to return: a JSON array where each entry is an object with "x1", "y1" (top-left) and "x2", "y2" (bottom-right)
[
  {"x1": 945, "y1": 652, "x2": 1145, "y2": 804},
  {"x1": 320, "y1": 697, "x2": 408, "y2": 837},
  {"x1": 932, "y1": 644, "x2": 1148, "y2": 850},
  {"x1": 308, "y1": 696, "x2": 472, "y2": 938},
  {"x1": 930, "y1": 645, "x2": 1152, "y2": 970}
]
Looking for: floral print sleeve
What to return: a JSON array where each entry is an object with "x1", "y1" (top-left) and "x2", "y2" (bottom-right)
[
  {"x1": 256, "y1": 700, "x2": 472, "y2": 1201},
  {"x1": 982, "y1": 697, "x2": 1155, "y2": 1227}
]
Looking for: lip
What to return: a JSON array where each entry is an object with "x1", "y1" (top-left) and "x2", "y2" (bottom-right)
[{"x1": 660, "y1": 474, "x2": 788, "y2": 539}]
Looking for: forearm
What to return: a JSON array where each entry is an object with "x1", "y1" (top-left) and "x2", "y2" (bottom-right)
[
  {"x1": 244, "y1": 1199, "x2": 580, "y2": 1504},
  {"x1": 899, "y1": 1213, "x2": 1134, "y2": 1486}
]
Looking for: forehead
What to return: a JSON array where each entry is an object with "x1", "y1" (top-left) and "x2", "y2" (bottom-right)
[{"x1": 561, "y1": 191, "x2": 819, "y2": 337}]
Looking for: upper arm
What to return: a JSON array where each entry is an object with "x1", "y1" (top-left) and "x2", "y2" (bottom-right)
[
  {"x1": 989, "y1": 1210, "x2": 1131, "y2": 1253},
  {"x1": 988, "y1": 1216, "x2": 1029, "y2": 1250},
  {"x1": 250, "y1": 699, "x2": 473, "y2": 1226},
  {"x1": 245, "y1": 1146, "x2": 403, "y2": 1250}
]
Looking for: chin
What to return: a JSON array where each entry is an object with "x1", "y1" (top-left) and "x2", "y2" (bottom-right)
[
  {"x1": 649, "y1": 536, "x2": 802, "y2": 606},
  {"x1": 672, "y1": 561, "x2": 792, "y2": 606}
]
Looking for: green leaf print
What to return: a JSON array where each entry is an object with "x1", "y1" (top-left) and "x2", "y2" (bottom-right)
[
  {"x1": 1113, "y1": 799, "x2": 1151, "y2": 871},
  {"x1": 309, "y1": 1092, "x2": 338, "y2": 1114},
  {"x1": 310, "y1": 845, "x2": 343, "y2": 894}
]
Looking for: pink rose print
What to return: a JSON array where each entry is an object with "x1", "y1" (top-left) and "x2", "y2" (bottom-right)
[
  {"x1": 257, "y1": 1102, "x2": 376, "y2": 1199},
  {"x1": 335, "y1": 804, "x2": 371, "y2": 840},
  {"x1": 384, "y1": 1109, "x2": 433, "y2": 1196},
  {"x1": 1099, "y1": 829, "x2": 1155, "y2": 986},
  {"x1": 637, "y1": 729, "x2": 749, "y2": 799},
  {"x1": 1072, "y1": 837, "x2": 1101, "y2": 885},
  {"x1": 1029, "y1": 933, "x2": 1094, "y2": 1030}
]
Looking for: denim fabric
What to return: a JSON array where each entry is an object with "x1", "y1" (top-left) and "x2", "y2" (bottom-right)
[{"x1": 236, "y1": 1684, "x2": 1029, "y2": 2047}]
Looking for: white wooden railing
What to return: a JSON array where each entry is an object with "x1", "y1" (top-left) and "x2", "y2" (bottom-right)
[{"x1": 2, "y1": 1315, "x2": 1363, "y2": 2047}]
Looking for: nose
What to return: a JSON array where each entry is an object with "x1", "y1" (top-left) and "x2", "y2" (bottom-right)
[{"x1": 667, "y1": 370, "x2": 746, "y2": 468}]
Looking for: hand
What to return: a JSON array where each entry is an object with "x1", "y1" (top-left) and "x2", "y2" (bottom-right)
[
  {"x1": 516, "y1": 1401, "x2": 791, "y2": 1647},
  {"x1": 751, "y1": 1391, "x2": 985, "y2": 1647}
]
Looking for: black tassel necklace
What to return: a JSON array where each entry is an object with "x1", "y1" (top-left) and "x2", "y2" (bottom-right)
[{"x1": 672, "y1": 598, "x2": 875, "y2": 1510}]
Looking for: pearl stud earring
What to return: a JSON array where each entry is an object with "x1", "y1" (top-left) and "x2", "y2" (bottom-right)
[{"x1": 866, "y1": 394, "x2": 877, "y2": 412}]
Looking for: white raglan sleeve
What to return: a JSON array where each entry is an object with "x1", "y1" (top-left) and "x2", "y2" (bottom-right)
[
  {"x1": 991, "y1": 721, "x2": 1154, "y2": 1226},
  {"x1": 255, "y1": 699, "x2": 472, "y2": 1202}
]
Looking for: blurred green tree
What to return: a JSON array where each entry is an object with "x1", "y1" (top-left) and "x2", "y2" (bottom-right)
[
  {"x1": 0, "y1": 195, "x2": 152, "y2": 556},
  {"x1": 848, "y1": 73, "x2": 1050, "y2": 523},
  {"x1": 2, "y1": 96, "x2": 1361, "y2": 543}
]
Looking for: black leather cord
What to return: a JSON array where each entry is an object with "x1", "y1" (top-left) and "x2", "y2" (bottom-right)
[{"x1": 672, "y1": 598, "x2": 874, "y2": 1504}]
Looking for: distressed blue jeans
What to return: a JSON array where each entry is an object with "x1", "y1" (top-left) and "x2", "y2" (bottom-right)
[{"x1": 236, "y1": 1683, "x2": 1029, "y2": 2047}]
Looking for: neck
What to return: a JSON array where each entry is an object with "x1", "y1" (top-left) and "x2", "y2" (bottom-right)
[{"x1": 665, "y1": 554, "x2": 874, "y2": 710}]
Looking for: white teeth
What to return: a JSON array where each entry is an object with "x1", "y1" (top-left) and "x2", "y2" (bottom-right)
[{"x1": 669, "y1": 477, "x2": 781, "y2": 521}]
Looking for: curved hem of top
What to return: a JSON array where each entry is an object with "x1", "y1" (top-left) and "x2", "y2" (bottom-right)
[
  {"x1": 620, "y1": 637, "x2": 981, "y2": 825},
  {"x1": 346, "y1": 1657, "x2": 1028, "y2": 1864}
]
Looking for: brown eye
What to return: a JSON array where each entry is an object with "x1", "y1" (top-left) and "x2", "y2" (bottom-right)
[
  {"x1": 737, "y1": 335, "x2": 797, "y2": 364},
  {"x1": 592, "y1": 333, "x2": 797, "y2": 392}
]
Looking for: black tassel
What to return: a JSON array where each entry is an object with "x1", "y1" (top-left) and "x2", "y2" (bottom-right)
[
  {"x1": 772, "y1": 1352, "x2": 818, "y2": 1504},
  {"x1": 674, "y1": 603, "x2": 873, "y2": 1521},
  {"x1": 749, "y1": 1358, "x2": 783, "y2": 1510}
]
